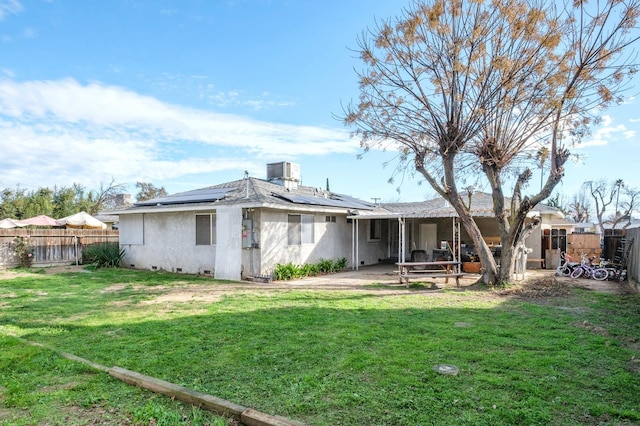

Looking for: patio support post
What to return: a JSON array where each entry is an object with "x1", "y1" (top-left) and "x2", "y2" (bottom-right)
[
  {"x1": 398, "y1": 216, "x2": 405, "y2": 263},
  {"x1": 355, "y1": 219, "x2": 359, "y2": 270},
  {"x1": 351, "y1": 218, "x2": 355, "y2": 270}
]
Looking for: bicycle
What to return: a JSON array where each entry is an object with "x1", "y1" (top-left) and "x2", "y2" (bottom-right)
[
  {"x1": 569, "y1": 254, "x2": 609, "y2": 280},
  {"x1": 596, "y1": 259, "x2": 627, "y2": 282},
  {"x1": 556, "y1": 252, "x2": 580, "y2": 277}
]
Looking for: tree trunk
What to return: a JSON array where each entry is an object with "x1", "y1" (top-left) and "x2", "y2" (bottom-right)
[{"x1": 446, "y1": 196, "x2": 499, "y2": 285}]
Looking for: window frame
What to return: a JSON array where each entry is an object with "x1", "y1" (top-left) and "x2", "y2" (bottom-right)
[
  {"x1": 368, "y1": 219, "x2": 382, "y2": 242},
  {"x1": 195, "y1": 213, "x2": 216, "y2": 246},
  {"x1": 288, "y1": 213, "x2": 314, "y2": 245}
]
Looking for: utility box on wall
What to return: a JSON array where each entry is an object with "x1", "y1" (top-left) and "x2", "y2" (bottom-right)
[{"x1": 242, "y1": 219, "x2": 254, "y2": 249}]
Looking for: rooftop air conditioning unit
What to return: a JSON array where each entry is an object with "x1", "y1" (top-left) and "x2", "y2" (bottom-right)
[{"x1": 267, "y1": 161, "x2": 300, "y2": 182}]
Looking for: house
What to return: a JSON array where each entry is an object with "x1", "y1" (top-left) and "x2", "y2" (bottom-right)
[
  {"x1": 113, "y1": 162, "x2": 569, "y2": 280},
  {"x1": 113, "y1": 162, "x2": 387, "y2": 280}
]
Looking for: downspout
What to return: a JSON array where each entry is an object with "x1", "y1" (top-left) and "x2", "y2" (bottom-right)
[{"x1": 355, "y1": 219, "x2": 359, "y2": 270}]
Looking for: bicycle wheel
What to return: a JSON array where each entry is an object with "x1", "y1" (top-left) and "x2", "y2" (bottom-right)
[
  {"x1": 570, "y1": 266, "x2": 584, "y2": 278},
  {"x1": 592, "y1": 268, "x2": 608, "y2": 281},
  {"x1": 558, "y1": 265, "x2": 572, "y2": 277}
]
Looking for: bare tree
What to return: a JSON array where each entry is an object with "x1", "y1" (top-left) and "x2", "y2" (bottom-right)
[
  {"x1": 568, "y1": 191, "x2": 591, "y2": 224},
  {"x1": 343, "y1": 0, "x2": 640, "y2": 284},
  {"x1": 615, "y1": 186, "x2": 640, "y2": 229},
  {"x1": 585, "y1": 180, "x2": 639, "y2": 234},
  {"x1": 85, "y1": 179, "x2": 128, "y2": 215}
]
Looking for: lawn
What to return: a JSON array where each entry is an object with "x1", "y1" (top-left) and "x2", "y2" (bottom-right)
[{"x1": 0, "y1": 267, "x2": 639, "y2": 425}]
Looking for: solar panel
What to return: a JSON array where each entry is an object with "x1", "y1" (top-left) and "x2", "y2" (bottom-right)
[
  {"x1": 135, "y1": 187, "x2": 232, "y2": 206},
  {"x1": 273, "y1": 193, "x2": 374, "y2": 210}
]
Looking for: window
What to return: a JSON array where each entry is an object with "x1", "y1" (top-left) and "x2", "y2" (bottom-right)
[
  {"x1": 196, "y1": 213, "x2": 216, "y2": 245},
  {"x1": 325, "y1": 215, "x2": 336, "y2": 222},
  {"x1": 120, "y1": 214, "x2": 144, "y2": 245},
  {"x1": 369, "y1": 219, "x2": 381, "y2": 241},
  {"x1": 288, "y1": 214, "x2": 314, "y2": 245},
  {"x1": 551, "y1": 228, "x2": 567, "y2": 251}
]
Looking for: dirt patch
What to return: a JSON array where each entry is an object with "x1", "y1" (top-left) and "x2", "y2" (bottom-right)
[{"x1": 0, "y1": 264, "x2": 87, "y2": 280}]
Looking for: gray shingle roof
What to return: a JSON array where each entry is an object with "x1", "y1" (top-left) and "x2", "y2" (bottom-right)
[
  {"x1": 120, "y1": 177, "x2": 376, "y2": 213},
  {"x1": 379, "y1": 192, "x2": 499, "y2": 218}
]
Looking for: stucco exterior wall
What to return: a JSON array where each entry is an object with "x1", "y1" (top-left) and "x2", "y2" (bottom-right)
[
  {"x1": 215, "y1": 206, "x2": 243, "y2": 280},
  {"x1": 120, "y1": 211, "x2": 217, "y2": 275},
  {"x1": 353, "y1": 218, "x2": 388, "y2": 266},
  {"x1": 255, "y1": 208, "x2": 359, "y2": 275}
]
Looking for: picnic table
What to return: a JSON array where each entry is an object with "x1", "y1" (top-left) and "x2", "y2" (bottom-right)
[{"x1": 396, "y1": 260, "x2": 465, "y2": 287}]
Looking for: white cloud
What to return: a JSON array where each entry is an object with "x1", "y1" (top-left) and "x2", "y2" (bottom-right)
[
  {"x1": 0, "y1": 78, "x2": 357, "y2": 189},
  {"x1": 0, "y1": 0, "x2": 22, "y2": 21},
  {"x1": 574, "y1": 115, "x2": 632, "y2": 149}
]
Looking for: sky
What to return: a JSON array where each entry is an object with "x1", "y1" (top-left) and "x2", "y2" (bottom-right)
[{"x1": 0, "y1": 0, "x2": 638, "y2": 206}]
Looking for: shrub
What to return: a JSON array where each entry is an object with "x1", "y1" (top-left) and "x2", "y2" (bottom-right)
[
  {"x1": 13, "y1": 236, "x2": 34, "y2": 267},
  {"x1": 272, "y1": 258, "x2": 349, "y2": 281},
  {"x1": 317, "y1": 258, "x2": 335, "y2": 273},
  {"x1": 273, "y1": 262, "x2": 298, "y2": 280},
  {"x1": 82, "y1": 242, "x2": 125, "y2": 268},
  {"x1": 336, "y1": 257, "x2": 348, "y2": 271}
]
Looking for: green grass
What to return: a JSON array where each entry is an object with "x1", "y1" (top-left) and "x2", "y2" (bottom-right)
[{"x1": 1, "y1": 268, "x2": 639, "y2": 425}]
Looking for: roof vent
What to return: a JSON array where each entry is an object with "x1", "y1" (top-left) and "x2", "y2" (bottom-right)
[{"x1": 267, "y1": 162, "x2": 300, "y2": 190}]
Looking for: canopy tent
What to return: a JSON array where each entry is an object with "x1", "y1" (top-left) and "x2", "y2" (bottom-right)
[
  {"x1": 0, "y1": 218, "x2": 27, "y2": 229},
  {"x1": 57, "y1": 211, "x2": 107, "y2": 230},
  {"x1": 20, "y1": 215, "x2": 63, "y2": 227}
]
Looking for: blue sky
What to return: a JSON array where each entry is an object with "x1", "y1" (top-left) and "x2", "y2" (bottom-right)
[{"x1": 0, "y1": 0, "x2": 637, "y2": 205}]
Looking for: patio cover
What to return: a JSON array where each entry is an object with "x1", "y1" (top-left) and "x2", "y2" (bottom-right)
[
  {"x1": 57, "y1": 211, "x2": 107, "y2": 229},
  {"x1": 0, "y1": 218, "x2": 27, "y2": 229},
  {"x1": 20, "y1": 215, "x2": 63, "y2": 227}
]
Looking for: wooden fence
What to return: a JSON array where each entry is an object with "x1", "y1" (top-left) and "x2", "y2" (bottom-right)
[
  {"x1": 622, "y1": 227, "x2": 639, "y2": 291},
  {"x1": 0, "y1": 229, "x2": 119, "y2": 267}
]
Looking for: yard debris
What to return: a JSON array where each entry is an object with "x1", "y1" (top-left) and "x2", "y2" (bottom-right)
[{"x1": 496, "y1": 275, "x2": 571, "y2": 298}]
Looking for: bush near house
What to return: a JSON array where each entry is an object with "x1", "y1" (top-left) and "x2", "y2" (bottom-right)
[
  {"x1": 82, "y1": 242, "x2": 125, "y2": 268},
  {"x1": 273, "y1": 257, "x2": 348, "y2": 280}
]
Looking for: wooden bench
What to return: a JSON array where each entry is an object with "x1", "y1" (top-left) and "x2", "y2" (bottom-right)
[
  {"x1": 526, "y1": 258, "x2": 545, "y2": 269},
  {"x1": 396, "y1": 261, "x2": 466, "y2": 287}
]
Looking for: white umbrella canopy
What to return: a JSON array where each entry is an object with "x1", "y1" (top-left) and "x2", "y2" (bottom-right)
[
  {"x1": 20, "y1": 215, "x2": 63, "y2": 227},
  {"x1": 0, "y1": 218, "x2": 27, "y2": 229},
  {"x1": 57, "y1": 211, "x2": 107, "y2": 230}
]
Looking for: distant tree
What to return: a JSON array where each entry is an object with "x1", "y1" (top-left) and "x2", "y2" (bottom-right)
[
  {"x1": 52, "y1": 186, "x2": 78, "y2": 218},
  {"x1": 0, "y1": 187, "x2": 27, "y2": 219},
  {"x1": 612, "y1": 185, "x2": 640, "y2": 230},
  {"x1": 0, "y1": 180, "x2": 127, "y2": 219},
  {"x1": 135, "y1": 182, "x2": 168, "y2": 202},
  {"x1": 343, "y1": 0, "x2": 640, "y2": 284},
  {"x1": 614, "y1": 179, "x2": 624, "y2": 216},
  {"x1": 585, "y1": 180, "x2": 639, "y2": 233},
  {"x1": 88, "y1": 179, "x2": 128, "y2": 214},
  {"x1": 545, "y1": 193, "x2": 568, "y2": 217},
  {"x1": 23, "y1": 188, "x2": 54, "y2": 218},
  {"x1": 568, "y1": 190, "x2": 592, "y2": 224}
]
